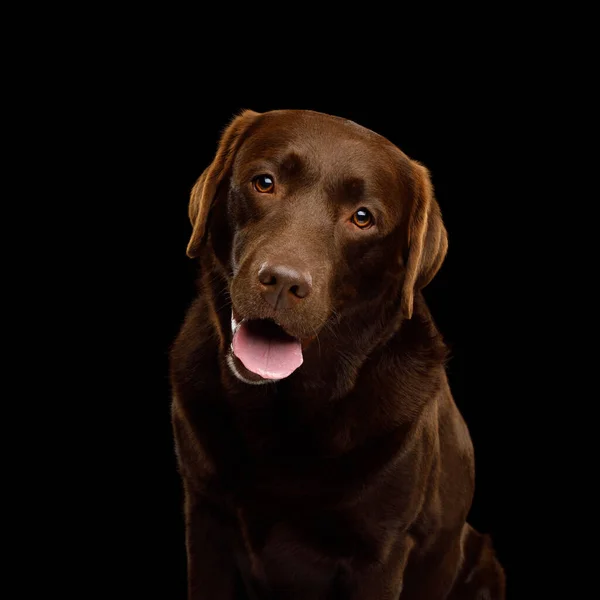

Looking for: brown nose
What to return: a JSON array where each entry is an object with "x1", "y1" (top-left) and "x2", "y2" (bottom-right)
[{"x1": 258, "y1": 263, "x2": 312, "y2": 310}]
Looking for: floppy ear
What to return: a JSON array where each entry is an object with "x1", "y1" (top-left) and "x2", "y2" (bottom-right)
[
  {"x1": 400, "y1": 162, "x2": 448, "y2": 319},
  {"x1": 186, "y1": 109, "x2": 261, "y2": 258}
]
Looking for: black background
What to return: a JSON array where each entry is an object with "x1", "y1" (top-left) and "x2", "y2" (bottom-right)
[
  {"x1": 12, "y1": 3, "x2": 589, "y2": 589},
  {"x1": 70, "y1": 68, "x2": 546, "y2": 596}
]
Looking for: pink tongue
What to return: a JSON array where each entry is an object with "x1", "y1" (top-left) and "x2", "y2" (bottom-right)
[{"x1": 232, "y1": 320, "x2": 303, "y2": 380}]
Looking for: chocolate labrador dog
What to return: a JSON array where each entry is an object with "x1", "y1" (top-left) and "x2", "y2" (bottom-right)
[{"x1": 170, "y1": 109, "x2": 505, "y2": 599}]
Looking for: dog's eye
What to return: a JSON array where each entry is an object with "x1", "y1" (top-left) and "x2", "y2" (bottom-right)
[
  {"x1": 351, "y1": 208, "x2": 373, "y2": 229},
  {"x1": 253, "y1": 175, "x2": 275, "y2": 193}
]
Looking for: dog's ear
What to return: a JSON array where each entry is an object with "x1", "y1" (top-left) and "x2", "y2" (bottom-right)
[
  {"x1": 186, "y1": 109, "x2": 261, "y2": 258},
  {"x1": 401, "y1": 162, "x2": 448, "y2": 319}
]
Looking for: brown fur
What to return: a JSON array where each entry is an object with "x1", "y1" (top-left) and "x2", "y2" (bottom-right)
[{"x1": 170, "y1": 109, "x2": 505, "y2": 599}]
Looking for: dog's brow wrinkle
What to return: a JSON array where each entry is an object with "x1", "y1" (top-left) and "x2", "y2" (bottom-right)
[
  {"x1": 279, "y1": 151, "x2": 304, "y2": 175},
  {"x1": 343, "y1": 177, "x2": 365, "y2": 199}
]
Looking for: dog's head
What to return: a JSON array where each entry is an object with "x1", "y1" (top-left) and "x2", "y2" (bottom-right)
[{"x1": 187, "y1": 110, "x2": 447, "y2": 384}]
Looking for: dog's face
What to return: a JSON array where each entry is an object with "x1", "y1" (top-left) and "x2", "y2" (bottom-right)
[{"x1": 187, "y1": 110, "x2": 447, "y2": 384}]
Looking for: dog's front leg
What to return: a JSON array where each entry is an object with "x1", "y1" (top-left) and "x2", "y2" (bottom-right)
[
  {"x1": 184, "y1": 492, "x2": 239, "y2": 600},
  {"x1": 348, "y1": 536, "x2": 413, "y2": 599}
]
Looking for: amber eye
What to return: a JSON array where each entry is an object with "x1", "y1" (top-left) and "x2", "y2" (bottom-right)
[
  {"x1": 253, "y1": 174, "x2": 275, "y2": 193},
  {"x1": 351, "y1": 208, "x2": 373, "y2": 228}
]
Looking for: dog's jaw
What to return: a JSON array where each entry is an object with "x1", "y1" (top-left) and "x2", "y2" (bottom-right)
[{"x1": 226, "y1": 352, "x2": 275, "y2": 385}]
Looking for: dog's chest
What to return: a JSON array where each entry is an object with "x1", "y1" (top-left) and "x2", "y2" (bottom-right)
[{"x1": 234, "y1": 504, "x2": 390, "y2": 598}]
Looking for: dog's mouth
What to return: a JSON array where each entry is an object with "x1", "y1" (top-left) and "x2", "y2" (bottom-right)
[{"x1": 230, "y1": 314, "x2": 304, "y2": 381}]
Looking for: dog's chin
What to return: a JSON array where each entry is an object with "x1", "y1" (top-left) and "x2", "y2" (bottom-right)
[
  {"x1": 226, "y1": 311, "x2": 316, "y2": 385},
  {"x1": 226, "y1": 351, "x2": 277, "y2": 385}
]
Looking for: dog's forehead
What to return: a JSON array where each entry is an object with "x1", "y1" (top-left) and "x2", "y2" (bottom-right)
[{"x1": 237, "y1": 110, "x2": 408, "y2": 184}]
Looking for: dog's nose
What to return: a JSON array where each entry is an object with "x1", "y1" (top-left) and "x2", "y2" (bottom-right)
[{"x1": 258, "y1": 264, "x2": 312, "y2": 310}]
